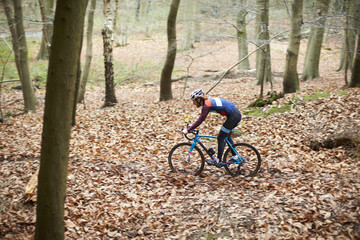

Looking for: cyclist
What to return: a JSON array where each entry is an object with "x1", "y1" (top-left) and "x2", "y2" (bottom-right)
[{"x1": 182, "y1": 89, "x2": 242, "y2": 167}]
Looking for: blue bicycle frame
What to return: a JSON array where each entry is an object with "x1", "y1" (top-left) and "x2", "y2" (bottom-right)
[{"x1": 187, "y1": 131, "x2": 244, "y2": 166}]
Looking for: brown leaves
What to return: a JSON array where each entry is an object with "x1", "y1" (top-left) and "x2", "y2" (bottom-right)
[{"x1": 1, "y1": 70, "x2": 360, "y2": 239}]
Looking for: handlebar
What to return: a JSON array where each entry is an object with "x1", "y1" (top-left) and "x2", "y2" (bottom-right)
[{"x1": 185, "y1": 129, "x2": 199, "y2": 141}]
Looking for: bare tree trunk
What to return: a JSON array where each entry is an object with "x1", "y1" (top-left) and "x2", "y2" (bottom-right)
[
  {"x1": 35, "y1": 0, "x2": 88, "y2": 239},
  {"x1": 337, "y1": 0, "x2": 357, "y2": 72},
  {"x1": 236, "y1": 0, "x2": 250, "y2": 70},
  {"x1": 181, "y1": 0, "x2": 194, "y2": 50},
  {"x1": 255, "y1": 0, "x2": 273, "y2": 95},
  {"x1": 2, "y1": 0, "x2": 21, "y2": 77},
  {"x1": 78, "y1": 0, "x2": 96, "y2": 103},
  {"x1": 102, "y1": 0, "x2": 117, "y2": 107},
  {"x1": 159, "y1": 0, "x2": 181, "y2": 101},
  {"x1": 36, "y1": 0, "x2": 54, "y2": 60},
  {"x1": 348, "y1": 14, "x2": 360, "y2": 88},
  {"x1": 301, "y1": 0, "x2": 330, "y2": 81},
  {"x1": 14, "y1": 0, "x2": 38, "y2": 112},
  {"x1": 283, "y1": 0, "x2": 303, "y2": 94},
  {"x1": 38, "y1": 0, "x2": 50, "y2": 57}
]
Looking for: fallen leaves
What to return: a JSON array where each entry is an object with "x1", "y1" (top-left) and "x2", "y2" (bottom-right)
[{"x1": 1, "y1": 47, "x2": 360, "y2": 239}]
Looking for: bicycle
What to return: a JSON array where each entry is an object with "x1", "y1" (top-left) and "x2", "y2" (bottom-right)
[{"x1": 168, "y1": 129, "x2": 261, "y2": 177}]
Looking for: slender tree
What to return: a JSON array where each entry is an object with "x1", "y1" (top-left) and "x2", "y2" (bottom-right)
[
  {"x1": 35, "y1": 0, "x2": 88, "y2": 239},
  {"x1": 13, "y1": 0, "x2": 39, "y2": 112},
  {"x1": 337, "y1": 0, "x2": 358, "y2": 72},
  {"x1": 181, "y1": 0, "x2": 194, "y2": 50},
  {"x1": 78, "y1": 0, "x2": 96, "y2": 103},
  {"x1": 301, "y1": 0, "x2": 330, "y2": 81},
  {"x1": 102, "y1": 0, "x2": 118, "y2": 107},
  {"x1": 236, "y1": 0, "x2": 250, "y2": 70},
  {"x1": 348, "y1": 20, "x2": 360, "y2": 87},
  {"x1": 159, "y1": 0, "x2": 181, "y2": 101},
  {"x1": 255, "y1": 0, "x2": 273, "y2": 92},
  {"x1": 36, "y1": 0, "x2": 55, "y2": 60},
  {"x1": 283, "y1": 0, "x2": 303, "y2": 94}
]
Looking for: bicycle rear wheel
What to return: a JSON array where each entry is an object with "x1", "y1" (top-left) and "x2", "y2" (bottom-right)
[
  {"x1": 223, "y1": 143, "x2": 261, "y2": 177},
  {"x1": 168, "y1": 142, "x2": 205, "y2": 176}
]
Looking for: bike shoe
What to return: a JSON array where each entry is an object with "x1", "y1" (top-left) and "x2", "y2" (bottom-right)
[
  {"x1": 206, "y1": 158, "x2": 223, "y2": 168},
  {"x1": 227, "y1": 155, "x2": 239, "y2": 164}
]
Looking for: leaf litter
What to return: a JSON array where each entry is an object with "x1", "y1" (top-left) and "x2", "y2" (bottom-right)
[{"x1": 0, "y1": 39, "x2": 360, "y2": 239}]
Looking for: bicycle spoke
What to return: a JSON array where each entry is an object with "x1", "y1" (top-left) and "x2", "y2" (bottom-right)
[
  {"x1": 168, "y1": 142, "x2": 205, "y2": 176},
  {"x1": 224, "y1": 143, "x2": 261, "y2": 177}
]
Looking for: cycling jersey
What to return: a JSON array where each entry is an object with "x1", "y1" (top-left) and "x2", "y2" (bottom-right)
[{"x1": 187, "y1": 98, "x2": 236, "y2": 132}]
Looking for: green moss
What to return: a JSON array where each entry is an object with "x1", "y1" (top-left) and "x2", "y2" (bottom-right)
[
  {"x1": 303, "y1": 91, "x2": 331, "y2": 101},
  {"x1": 337, "y1": 90, "x2": 348, "y2": 96},
  {"x1": 266, "y1": 104, "x2": 291, "y2": 116}
]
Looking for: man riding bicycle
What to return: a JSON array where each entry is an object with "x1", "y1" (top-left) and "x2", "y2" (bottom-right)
[{"x1": 182, "y1": 89, "x2": 242, "y2": 167}]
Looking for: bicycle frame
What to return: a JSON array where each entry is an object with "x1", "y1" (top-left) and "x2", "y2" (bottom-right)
[{"x1": 187, "y1": 132, "x2": 244, "y2": 166}]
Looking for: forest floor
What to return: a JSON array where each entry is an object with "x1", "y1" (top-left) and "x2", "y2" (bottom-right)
[{"x1": 0, "y1": 37, "x2": 360, "y2": 239}]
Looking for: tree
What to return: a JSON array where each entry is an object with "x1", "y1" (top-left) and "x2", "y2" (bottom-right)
[
  {"x1": 301, "y1": 0, "x2": 330, "y2": 81},
  {"x1": 255, "y1": 0, "x2": 273, "y2": 96},
  {"x1": 102, "y1": 0, "x2": 118, "y2": 107},
  {"x1": 337, "y1": 0, "x2": 358, "y2": 72},
  {"x1": 348, "y1": 21, "x2": 360, "y2": 87},
  {"x1": 181, "y1": 0, "x2": 195, "y2": 50},
  {"x1": 37, "y1": 0, "x2": 54, "y2": 60},
  {"x1": 35, "y1": 0, "x2": 88, "y2": 239},
  {"x1": 77, "y1": 0, "x2": 97, "y2": 103},
  {"x1": 236, "y1": 0, "x2": 250, "y2": 70},
  {"x1": 3, "y1": 0, "x2": 38, "y2": 112},
  {"x1": 159, "y1": 0, "x2": 181, "y2": 101},
  {"x1": 283, "y1": 0, "x2": 303, "y2": 94}
]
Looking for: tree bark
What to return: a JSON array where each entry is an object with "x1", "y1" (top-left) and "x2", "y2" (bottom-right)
[
  {"x1": 78, "y1": 0, "x2": 96, "y2": 103},
  {"x1": 181, "y1": 0, "x2": 194, "y2": 50},
  {"x1": 35, "y1": 0, "x2": 88, "y2": 239},
  {"x1": 236, "y1": 0, "x2": 250, "y2": 70},
  {"x1": 255, "y1": 0, "x2": 273, "y2": 91},
  {"x1": 283, "y1": 0, "x2": 303, "y2": 94},
  {"x1": 159, "y1": 0, "x2": 180, "y2": 101},
  {"x1": 102, "y1": 0, "x2": 117, "y2": 107},
  {"x1": 36, "y1": 0, "x2": 54, "y2": 60},
  {"x1": 13, "y1": 0, "x2": 38, "y2": 112},
  {"x1": 337, "y1": 0, "x2": 358, "y2": 72},
  {"x1": 349, "y1": 26, "x2": 360, "y2": 87},
  {"x1": 2, "y1": 0, "x2": 21, "y2": 78},
  {"x1": 301, "y1": 0, "x2": 330, "y2": 81}
]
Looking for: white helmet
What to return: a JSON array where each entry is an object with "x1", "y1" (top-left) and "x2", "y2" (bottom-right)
[{"x1": 190, "y1": 89, "x2": 204, "y2": 99}]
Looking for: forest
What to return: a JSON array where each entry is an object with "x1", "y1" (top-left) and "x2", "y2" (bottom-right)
[{"x1": 0, "y1": 0, "x2": 359, "y2": 239}]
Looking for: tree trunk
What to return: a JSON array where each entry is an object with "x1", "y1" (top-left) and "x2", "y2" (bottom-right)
[
  {"x1": 337, "y1": 0, "x2": 358, "y2": 72},
  {"x1": 181, "y1": 0, "x2": 194, "y2": 50},
  {"x1": 255, "y1": 0, "x2": 273, "y2": 93},
  {"x1": 36, "y1": 0, "x2": 55, "y2": 60},
  {"x1": 159, "y1": 0, "x2": 181, "y2": 101},
  {"x1": 102, "y1": 0, "x2": 117, "y2": 107},
  {"x1": 301, "y1": 0, "x2": 330, "y2": 81},
  {"x1": 35, "y1": 0, "x2": 88, "y2": 239},
  {"x1": 14, "y1": 0, "x2": 38, "y2": 112},
  {"x1": 283, "y1": 0, "x2": 303, "y2": 94},
  {"x1": 348, "y1": 23, "x2": 360, "y2": 87},
  {"x1": 78, "y1": 0, "x2": 96, "y2": 103},
  {"x1": 236, "y1": 0, "x2": 250, "y2": 70},
  {"x1": 2, "y1": 0, "x2": 21, "y2": 78}
]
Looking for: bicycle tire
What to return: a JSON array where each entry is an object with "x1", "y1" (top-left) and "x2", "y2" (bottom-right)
[
  {"x1": 223, "y1": 143, "x2": 261, "y2": 177},
  {"x1": 168, "y1": 142, "x2": 205, "y2": 176}
]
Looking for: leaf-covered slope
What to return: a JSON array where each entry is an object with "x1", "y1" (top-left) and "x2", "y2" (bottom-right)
[{"x1": 0, "y1": 76, "x2": 359, "y2": 239}]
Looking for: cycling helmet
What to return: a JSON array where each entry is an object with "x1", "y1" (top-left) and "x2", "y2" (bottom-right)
[{"x1": 190, "y1": 89, "x2": 204, "y2": 99}]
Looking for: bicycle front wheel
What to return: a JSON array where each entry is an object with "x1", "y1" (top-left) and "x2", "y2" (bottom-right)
[
  {"x1": 168, "y1": 142, "x2": 205, "y2": 176},
  {"x1": 223, "y1": 143, "x2": 261, "y2": 177}
]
